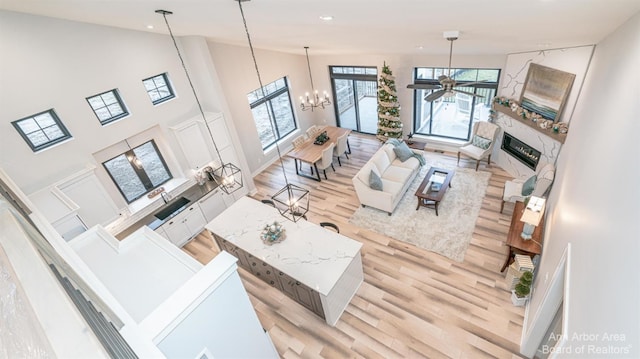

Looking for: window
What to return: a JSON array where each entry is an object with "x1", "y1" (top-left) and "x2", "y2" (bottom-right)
[
  {"x1": 247, "y1": 77, "x2": 297, "y2": 150},
  {"x1": 143, "y1": 73, "x2": 175, "y2": 105},
  {"x1": 329, "y1": 66, "x2": 378, "y2": 133},
  {"x1": 410, "y1": 68, "x2": 500, "y2": 141},
  {"x1": 12, "y1": 109, "x2": 72, "y2": 152},
  {"x1": 102, "y1": 140, "x2": 172, "y2": 203},
  {"x1": 86, "y1": 89, "x2": 129, "y2": 125}
]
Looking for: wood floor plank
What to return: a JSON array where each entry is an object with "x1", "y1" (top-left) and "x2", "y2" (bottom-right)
[{"x1": 183, "y1": 133, "x2": 526, "y2": 358}]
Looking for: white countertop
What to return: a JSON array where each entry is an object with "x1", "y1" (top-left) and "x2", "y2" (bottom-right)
[{"x1": 205, "y1": 197, "x2": 362, "y2": 295}]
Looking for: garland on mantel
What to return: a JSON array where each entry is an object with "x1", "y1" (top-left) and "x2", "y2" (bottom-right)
[{"x1": 491, "y1": 97, "x2": 569, "y2": 135}]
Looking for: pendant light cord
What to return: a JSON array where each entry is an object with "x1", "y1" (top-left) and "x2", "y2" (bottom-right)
[
  {"x1": 237, "y1": 1, "x2": 289, "y2": 184},
  {"x1": 448, "y1": 38, "x2": 453, "y2": 76},
  {"x1": 304, "y1": 46, "x2": 315, "y2": 91},
  {"x1": 157, "y1": 10, "x2": 225, "y2": 166}
]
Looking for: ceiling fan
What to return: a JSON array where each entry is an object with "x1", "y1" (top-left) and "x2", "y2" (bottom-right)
[{"x1": 407, "y1": 33, "x2": 485, "y2": 102}]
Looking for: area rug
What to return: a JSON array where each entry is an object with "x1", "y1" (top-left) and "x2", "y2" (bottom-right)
[{"x1": 349, "y1": 161, "x2": 491, "y2": 262}]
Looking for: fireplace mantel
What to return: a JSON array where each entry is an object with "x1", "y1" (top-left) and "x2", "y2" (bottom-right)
[{"x1": 492, "y1": 104, "x2": 567, "y2": 144}]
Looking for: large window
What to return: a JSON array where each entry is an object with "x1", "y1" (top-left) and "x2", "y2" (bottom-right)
[
  {"x1": 102, "y1": 140, "x2": 172, "y2": 203},
  {"x1": 330, "y1": 66, "x2": 378, "y2": 134},
  {"x1": 411, "y1": 68, "x2": 500, "y2": 141},
  {"x1": 12, "y1": 109, "x2": 72, "y2": 152},
  {"x1": 142, "y1": 73, "x2": 175, "y2": 105},
  {"x1": 86, "y1": 89, "x2": 129, "y2": 125},
  {"x1": 247, "y1": 77, "x2": 296, "y2": 150}
]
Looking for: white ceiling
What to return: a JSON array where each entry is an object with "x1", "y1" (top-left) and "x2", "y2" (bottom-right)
[{"x1": 2, "y1": 0, "x2": 639, "y2": 56}]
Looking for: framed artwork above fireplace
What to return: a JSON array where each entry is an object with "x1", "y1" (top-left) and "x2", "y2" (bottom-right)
[{"x1": 519, "y1": 63, "x2": 576, "y2": 122}]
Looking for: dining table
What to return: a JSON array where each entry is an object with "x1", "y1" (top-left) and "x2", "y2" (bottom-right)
[{"x1": 286, "y1": 126, "x2": 352, "y2": 181}]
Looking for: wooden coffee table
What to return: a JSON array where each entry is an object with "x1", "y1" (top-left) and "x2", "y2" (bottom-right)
[{"x1": 415, "y1": 167, "x2": 454, "y2": 216}]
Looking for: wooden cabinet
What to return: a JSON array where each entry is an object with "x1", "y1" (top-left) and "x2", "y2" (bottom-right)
[
  {"x1": 213, "y1": 235, "x2": 324, "y2": 319},
  {"x1": 214, "y1": 234, "x2": 250, "y2": 269},
  {"x1": 276, "y1": 270, "x2": 324, "y2": 318},
  {"x1": 159, "y1": 204, "x2": 206, "y2": 247}
]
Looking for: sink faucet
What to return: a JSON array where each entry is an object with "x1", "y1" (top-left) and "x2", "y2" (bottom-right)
[{"x1": 160, "y1": 191, "x2": 171, "y2": 204}]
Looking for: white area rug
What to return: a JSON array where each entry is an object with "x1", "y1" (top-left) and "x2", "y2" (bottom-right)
[{"x1": 349, "y1": 162, "x2": 491, "y2": 262}]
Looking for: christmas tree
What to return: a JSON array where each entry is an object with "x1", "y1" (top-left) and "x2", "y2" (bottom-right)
[{"x1": 376, "y1": 62, "x2": 402, "y2": 142}]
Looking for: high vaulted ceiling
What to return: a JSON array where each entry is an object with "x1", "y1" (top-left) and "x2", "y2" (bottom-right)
[{"x1": 2, "y1": 0, "x2": 639, "y2": 56}]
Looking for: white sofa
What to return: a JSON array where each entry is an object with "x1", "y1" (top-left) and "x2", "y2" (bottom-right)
[{"x1": 352, "y1": 143, "x2": 422, "y2": 215}]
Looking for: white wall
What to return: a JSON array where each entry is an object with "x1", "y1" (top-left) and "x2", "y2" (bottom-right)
[
  {"x1": 0, "y1": 11, "x2": 255, "y2": 205},
  {"x1": 209, "y1": 41, "x2": 506, "y2": 173},
  {"x1": 526, "y1": 12, "x2": 640, "y2": 357}
]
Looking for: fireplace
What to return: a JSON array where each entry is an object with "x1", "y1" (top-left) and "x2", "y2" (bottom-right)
[{"x1": 501, "y1": 132, "x2": 541, "y2": 170}]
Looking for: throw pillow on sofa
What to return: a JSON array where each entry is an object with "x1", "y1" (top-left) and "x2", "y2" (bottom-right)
[
  {"x1": 393, "y1": 141, "x2": 414, "y2": 162},
  {"x1": 369, "y1": 170, "x2": 383, "y2": 191}
]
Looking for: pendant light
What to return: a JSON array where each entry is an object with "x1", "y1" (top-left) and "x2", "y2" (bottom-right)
[
  {"x1": 300, "y1": 46, "x2": 331, "y2": 111},
  {"x1": 156, "y1": 9, "x2": 243, "y2": 195},
  {"x1": 235, "y1": 0, "x2": 309, "y2": 222}
]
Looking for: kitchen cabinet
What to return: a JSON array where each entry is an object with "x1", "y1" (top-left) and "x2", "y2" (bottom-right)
[
  {"x1": 159, "y1": 204, "x2": 206, "y2": 247},
  {"x1": 276, "y1": 270, "x2": 324, "y2": 317},
  {"x1": 213, "y1": 234, "x2": 325, "y2": 319},
  {"x1": 154, "y1": 225, "x2": 168, "y2": 240},
  {"x1": 171, "y1": 119, "x2": 214, "y2": 171},
  {"x1": 197, "y1": 188, "x2": 228, "y2": 222}
]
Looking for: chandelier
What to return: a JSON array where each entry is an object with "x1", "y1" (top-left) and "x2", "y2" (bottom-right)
[
  {"x1": 156, "y1": 10, "x2": 243, "y2": 195},
  {"x1": 235, "y1": 0, "x2": 309, "y2": 222},
  {"x1": 300, "y1": 46, "x2": 331, "y2": 111}
]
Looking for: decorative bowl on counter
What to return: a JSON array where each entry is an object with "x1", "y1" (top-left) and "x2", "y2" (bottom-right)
[{"x1": 261, "y1": 221, "x2": 286, "y2": 245}]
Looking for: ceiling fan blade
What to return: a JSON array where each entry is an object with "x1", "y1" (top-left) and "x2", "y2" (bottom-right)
[
  {"x1": 425, "y1": 90, "x2": 446, "y2": 102},
  {"x1": 453, "y1": 89, "x2": 485, "y2": 98},
  {"x1": 407, "y1": 83, "x2": 442, "y2": 90},
  {"x1": 453, "y1": 80, "x2": 487, "y2": 88}
]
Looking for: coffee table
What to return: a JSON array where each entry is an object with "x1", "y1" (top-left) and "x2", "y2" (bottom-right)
[{"x1": 415, "y1": 167, "x2": 454, "y2": 216}]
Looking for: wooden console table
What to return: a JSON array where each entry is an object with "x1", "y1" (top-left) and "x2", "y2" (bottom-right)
[{"x1": 501, "y1": 201, "x2": 544, "y2": 272}]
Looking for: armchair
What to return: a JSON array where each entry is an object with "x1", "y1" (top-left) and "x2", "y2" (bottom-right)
[
  {"x1": 501, "y1": 162, "x2": 555, "y2": 213},
  {"x1": 457, "y1": 121, "x2": 500, "y2": 171}
]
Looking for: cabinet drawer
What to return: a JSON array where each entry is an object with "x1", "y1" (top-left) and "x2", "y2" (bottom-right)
[
  {"x1": 245, "y1": 253, "x2": 279, "y2": 289},
  {"x1": 216, "y1": 237, "x2": 250, "y2": 269}
]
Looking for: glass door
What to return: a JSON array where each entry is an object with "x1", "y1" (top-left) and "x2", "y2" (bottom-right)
[{"x1": 330, "y1": 66, "x2": 378, "y2": 134}]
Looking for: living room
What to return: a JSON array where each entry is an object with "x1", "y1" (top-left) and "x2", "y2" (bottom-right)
[{"x1": 0, "y1": 1, "x2": 638, "y2": 358}]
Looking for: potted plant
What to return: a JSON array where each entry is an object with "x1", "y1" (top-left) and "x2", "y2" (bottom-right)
[{"x1": 511, "y1": 271, "x2": 533, "y2": 306}]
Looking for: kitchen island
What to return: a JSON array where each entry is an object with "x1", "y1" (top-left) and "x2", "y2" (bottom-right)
[{"x1": 206, "y1": 197, "x2": 363, "y2": 326}]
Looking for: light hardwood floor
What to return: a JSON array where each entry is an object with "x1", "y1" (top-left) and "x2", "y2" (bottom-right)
[{"x1": 182, "y1": 133, "x2": 524, "y2": 358}]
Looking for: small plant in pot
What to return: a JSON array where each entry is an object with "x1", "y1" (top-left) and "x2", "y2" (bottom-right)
[{"x1": 511, "y1": 271, "x2": 533, "y2": 306}]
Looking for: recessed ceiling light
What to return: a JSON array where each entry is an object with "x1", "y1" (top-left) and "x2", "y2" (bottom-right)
[
  {"x1": 416, "y1": 46, "x2": 424, "y2": 50},
  {"x1": 147, "y1": 25, "x2": 154, "y2": 29},
  {"x1": 319, "y1": 15, "x2": 333, "y2": 21}
]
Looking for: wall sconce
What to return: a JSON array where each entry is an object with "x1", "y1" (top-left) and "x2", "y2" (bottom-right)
[{"x1": 521, "y1": 196, "x2": 546, "y2": 240}]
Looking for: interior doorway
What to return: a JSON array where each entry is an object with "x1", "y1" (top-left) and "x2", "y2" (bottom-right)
[{"x1": 330, "y1": 66, "x2": 378, "y2": 134}]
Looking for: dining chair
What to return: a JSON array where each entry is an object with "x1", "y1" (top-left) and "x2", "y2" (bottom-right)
[
  {"x1": 292, "y1": 134, "x2": 309, "y2": 171},
  {"x1": 261, "y1": 199, "x2": 276, "y2": 207},
  {"x1": 314, "y1": 143, "x2": 335, "y2": 180},
  {"x1": 333, "y1": 133, "x2": 349, "y2": 166},
  {"x1": 320, "y1": 222, "x2": 340, "y2": 233},
  {"x1": 306, "y1": 125, "x2": 321, "y2": 139}
]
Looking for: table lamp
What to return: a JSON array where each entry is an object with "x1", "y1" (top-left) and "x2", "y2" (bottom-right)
[{"x1": 520, "y1": 196, "x2": 546, "y2": 240}]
